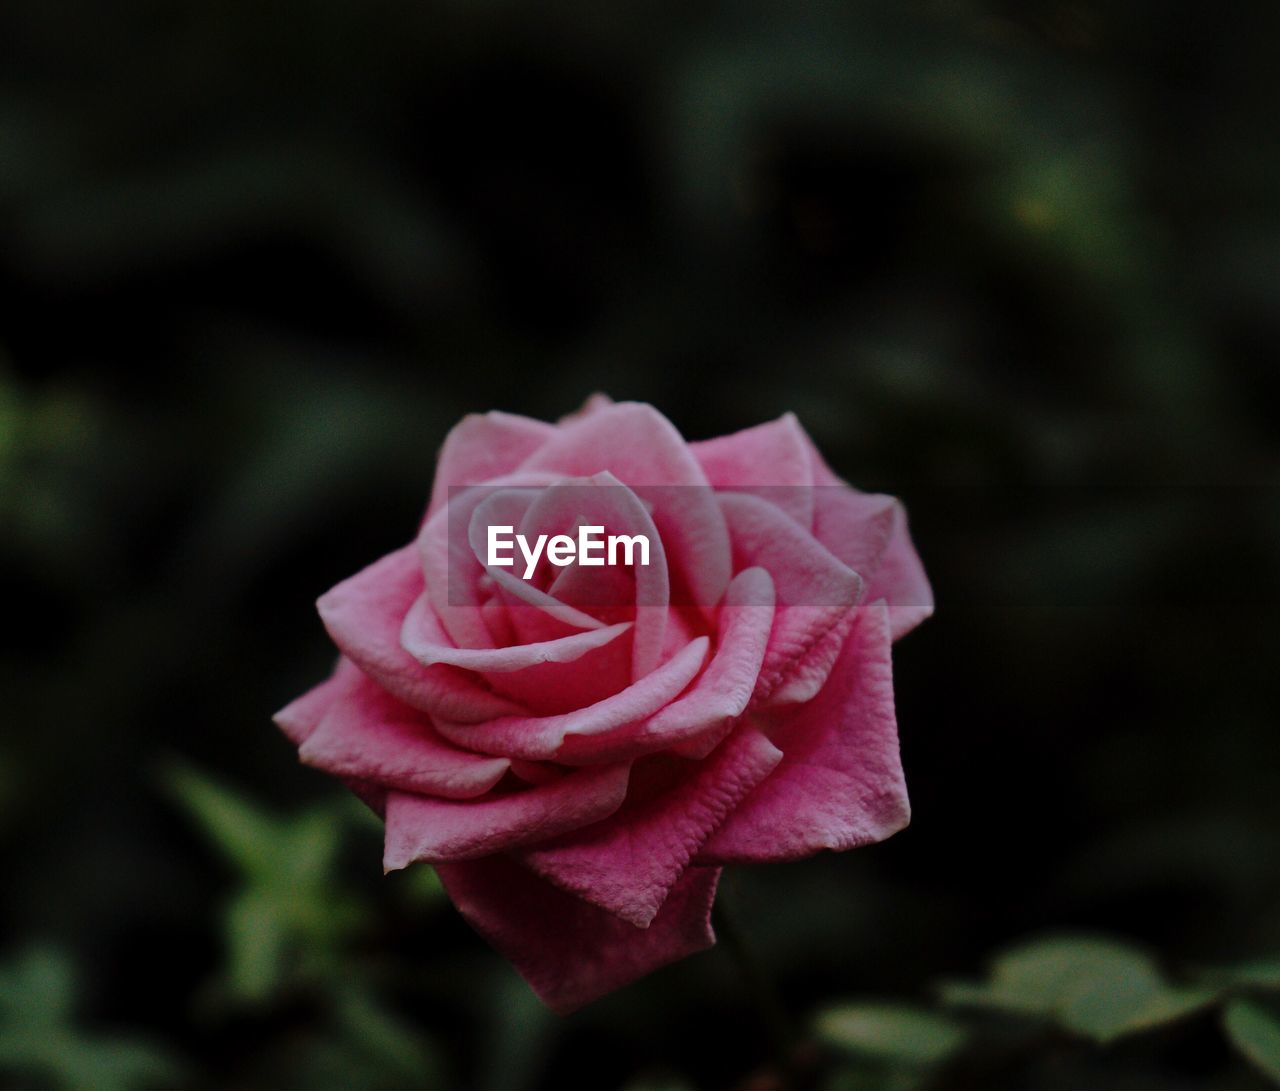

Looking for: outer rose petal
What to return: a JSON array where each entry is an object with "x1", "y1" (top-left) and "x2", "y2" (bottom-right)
[
  {"x1": 690, "y1": 413, "x2": 815, "y2": 528},
  {"x1": 719, "y1": 493, "x2": 862, "y2": 704},
  {"x1": 425, "y1": 411, "x2": 557, "y2": 518},
  {"x1": 317, "y1": 545, "x2": 524, "y2": 722},
  {"x1": 698, "y1": 602, "x2": 910, "y2": 863},
  {"x1": 557, "y1": 392, "x2": 614, "y2": 423},
  {"x1": 520, "y1": 726, "x2": 782, "y2": 926},
  {"x1": 298, "y1": 670, "x2": 510, "y2": 798},
  {"x1": 435, "y1": 855, "x2": 721, "y2": 1013},
  {"x1": 382, "y1": 762, "x2": 631, "y2": 867},
  {"x1": 273, "y1": 656, "x2": 363, "y2": 745},
  {"x1": 273, "y1": 658, "x2": 390, "y2": 814},
  {"x1": 804, "y1": 435, "x2": 934, "y2": 641}
]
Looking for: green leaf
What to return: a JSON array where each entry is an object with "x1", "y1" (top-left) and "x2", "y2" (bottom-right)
[
  {"x1": 1222, "y1": 959, "x2": 1280, "y2": 992},
  {"x1": 0, "y1": 947, "x2": 76, "y2": 1026},
  {"x1": 164, "y1": 764, "x2": 284, "y2": 881},
  {"x1": 332, "y1": 989, "x2": 440, "y2": 1083},
  {"x1": 939, "y1": 935, "x2": 1212, "y2": 1043},
  {"x1": 1224, "y1": 1001, "x2": 1280, "y2": 1084},
  {"x1": 164, "y1": 763, "x2": 368, "y2": 1003},
  {"x1": 0, "y1": 948, "x2": 181, "y2": 1090},
  {"x1": 225, "y1": 889, "x2": 290, "y2": 1003},
  {"x1": 814, "y1": 1003, "x2": 967, "y2": 1066}
]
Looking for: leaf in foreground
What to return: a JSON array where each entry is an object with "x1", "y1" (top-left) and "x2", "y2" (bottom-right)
[{"x1": 1223, "y1": 1000, "x2": 1280, "y2": 1084}]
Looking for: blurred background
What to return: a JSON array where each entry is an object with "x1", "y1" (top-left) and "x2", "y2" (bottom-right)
[{"x1": 2, "y1": 1, "x2": 1279, "y2": 1088}]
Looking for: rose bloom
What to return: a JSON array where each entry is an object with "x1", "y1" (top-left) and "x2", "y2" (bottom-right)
[{"x1": 275, "y1": 396, "x2": 932, "y2": 1011}]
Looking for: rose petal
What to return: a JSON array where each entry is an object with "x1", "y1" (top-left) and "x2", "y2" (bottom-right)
[
  {"x1": 691, "y1": 413, "x2": 815, "y2": 527},
  {"x1": 557, "y1": 392, "x2": 615, "y2": 423},
  {"x1": 316, "y1": 545, "x2": 524, "y2": 722},
  {"x1": 420, "y1": 470, "x2": 567, "y2": 650},
  {"x1": 382, "y1": 762, "x2": 630, "y2": 867},
  {"x1": 434, "y1": 636, "x2": 711, "y2": 761},
  {"x1": 273, "y1": 656, "x2": 362, "y2": 745},
  {"x1": 806, "y1": 442, "x2": 934, "y2": 641},
  {"x1": 426, "y1": 411, "x2": 557, "y2": 518},
  {"x1": 556, "y1": 567, "x2": 774, "y2": 764},
  {"x1": 466, "y1": 488, "x2": 610, "y2": 632},
  {"x1": 401, "y1": 591, "x2": 631, "y2": 672},
  {"x1": 719, "y1": 492, "x2": 862, "y2": 704},
  {"x1": 698, "y1": 602, "x2": 911, "y2": 863},
  {"x1": 521, "y1": 726, "x2": 782, "y2": 926},
  {"x1": 516, "y1": 472, "x2": 670, "y2": 678},
  {"x1": 521, "y1": 402, "x2": 732, "y2": 610},
  {"x1": 435, "y1": 856, "x2": 721, "y2": 1013},
  {"x1": 298, "y1": 671, "x2": 510, "y2": 798}
]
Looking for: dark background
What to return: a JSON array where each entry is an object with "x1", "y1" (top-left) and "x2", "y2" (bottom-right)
[{"x1": 2, "y1": 2, "x2": 1279, "y2": 1088}]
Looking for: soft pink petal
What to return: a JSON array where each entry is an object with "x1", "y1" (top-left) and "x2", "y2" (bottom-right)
[
  {"x1": 516, "y1": 472, "x2": 670, "y2": 678},
  {"x1": 691, "y1": 413, "x2": 815, "y2": 527},
  {"x1": 400, "y1": 587, "x2": 634, "y2": 712},
  {"x1": 720, "y1": 492, "x2": 862, "y2": 704},
  {"x1": 436, "y1": 856, "x2": 721, "y2": 1012},
  {"x1": 521, "y1": 727, "x2": 781, "y2": 926},
  {"x1": 557, "y1": 392, "x2": 615, "y2": 423},
  {"x1": 806, "y1": 443, "x2": 934, "y2": 641},
  {"x1": 698, "y1": 603, "x2": 911, "y2": 863},
  {"x1": 272, "y1": 658, "x2": 390, "y2": 814},
  {"x1": 297, "y1": 670, "x2": 510, "y2": 798},
  {"x1": 465, "y1": 488, "x2": 609, "y2": 632},
  {"x1": 401, "y1": 591, "x2": 631, "y2": 672},
  {"x1": 434, "y1": 636, "x2": 710, "y2": 761},
  {"x1": 556, "y1": 567, "x2": 774, "y2": 764},
  {"x1": 420, "y1": 470, "x2": 567, "y2": 650},
  {"x1": 316, "y1": 545, "x2": 524, "y2": 722},
  {"x1": 382, "y1": 762, "x2": 630, "y2": 867},
  {"x1": 521, "y1": 403, "x2": 732, "y2": 609},
  {"x1": 425, "y1": 411, "x2": 556, "y2": 518},
  {"x1": 765, "y1": 609, "x2": 857, "y2": 706},
  {"x1": 273, "y1": 656, "x2": 363, "y2": 745}
]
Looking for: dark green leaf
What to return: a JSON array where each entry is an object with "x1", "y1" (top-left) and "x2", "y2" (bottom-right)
[{"x1": 1223, "y1": 1001, "x2": 1280, "y2": 1084}]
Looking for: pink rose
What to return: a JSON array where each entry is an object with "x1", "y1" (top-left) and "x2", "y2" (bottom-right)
[{"x1": 274, "y1": 396, "x2": 932, "y2": 1011}]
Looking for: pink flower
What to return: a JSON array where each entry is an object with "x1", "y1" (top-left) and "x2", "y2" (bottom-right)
[{"x1": 275, "y1": 396, "x2": 932, "y2": 1011}]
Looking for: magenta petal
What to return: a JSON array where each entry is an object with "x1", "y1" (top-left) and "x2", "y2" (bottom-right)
[
  {"x1": 435, "y1": 856, "x2": 721, "y2": 1012},
  {"x1": 807, "y1": 446, "x2": 934, "y2": 641},
  {"x1": 434, "y1": 636, "x2": 710, "y2": 762},
  {"x1": 297, "y1": 672, "x2": 510, "y2": 798},
  {"x1": 517, "y1": 472, "x2": 670, "y2": 678},
  {"x1": 317, "y1": 545, "x2": 524, "y2": 723},
  {"x1": 557, "y1": 567, "x2": 774, "y2": 764},
  {"x1": 698, "y1": 603, "x2": 910, "y2": 863},
  {"x1": 720, "y1": 493, "x2": 862, "y2": 703},
  {"x1": 557, "y1": 392, "x2": 615, "y2": 423},
  {"x1": 521, "y1": 402, "x2": 732, "y2": 609},
  {"x1": 420, "y1": 469, "x2": 567, "y2": 650},
  {"x1": 425, "y1": 411, "x2": 556, "y2": 518},
  {"x1": 401, "y1": 591, "x2": 631, "y2": 671},
  {"x1": 272, "y1": 656, "x2": 362, "y2": 745},
  {"x1": 382, "y1": 762, "x2": 630, "y2": 867},
  {"x1": 521, "y1": 727, "x2": 781, "y2": 926},
  {"x1": 691, "y1": 413, "x2": 815, "y2": 527}
]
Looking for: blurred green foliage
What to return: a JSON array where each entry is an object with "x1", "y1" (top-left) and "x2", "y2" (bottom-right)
[
  {"x1": 0, "y1": 948, "x2": 178, "y2": 1090},
  {"x1": 2, "y1": 0, "x2": 1279, "y2": 1087}
]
